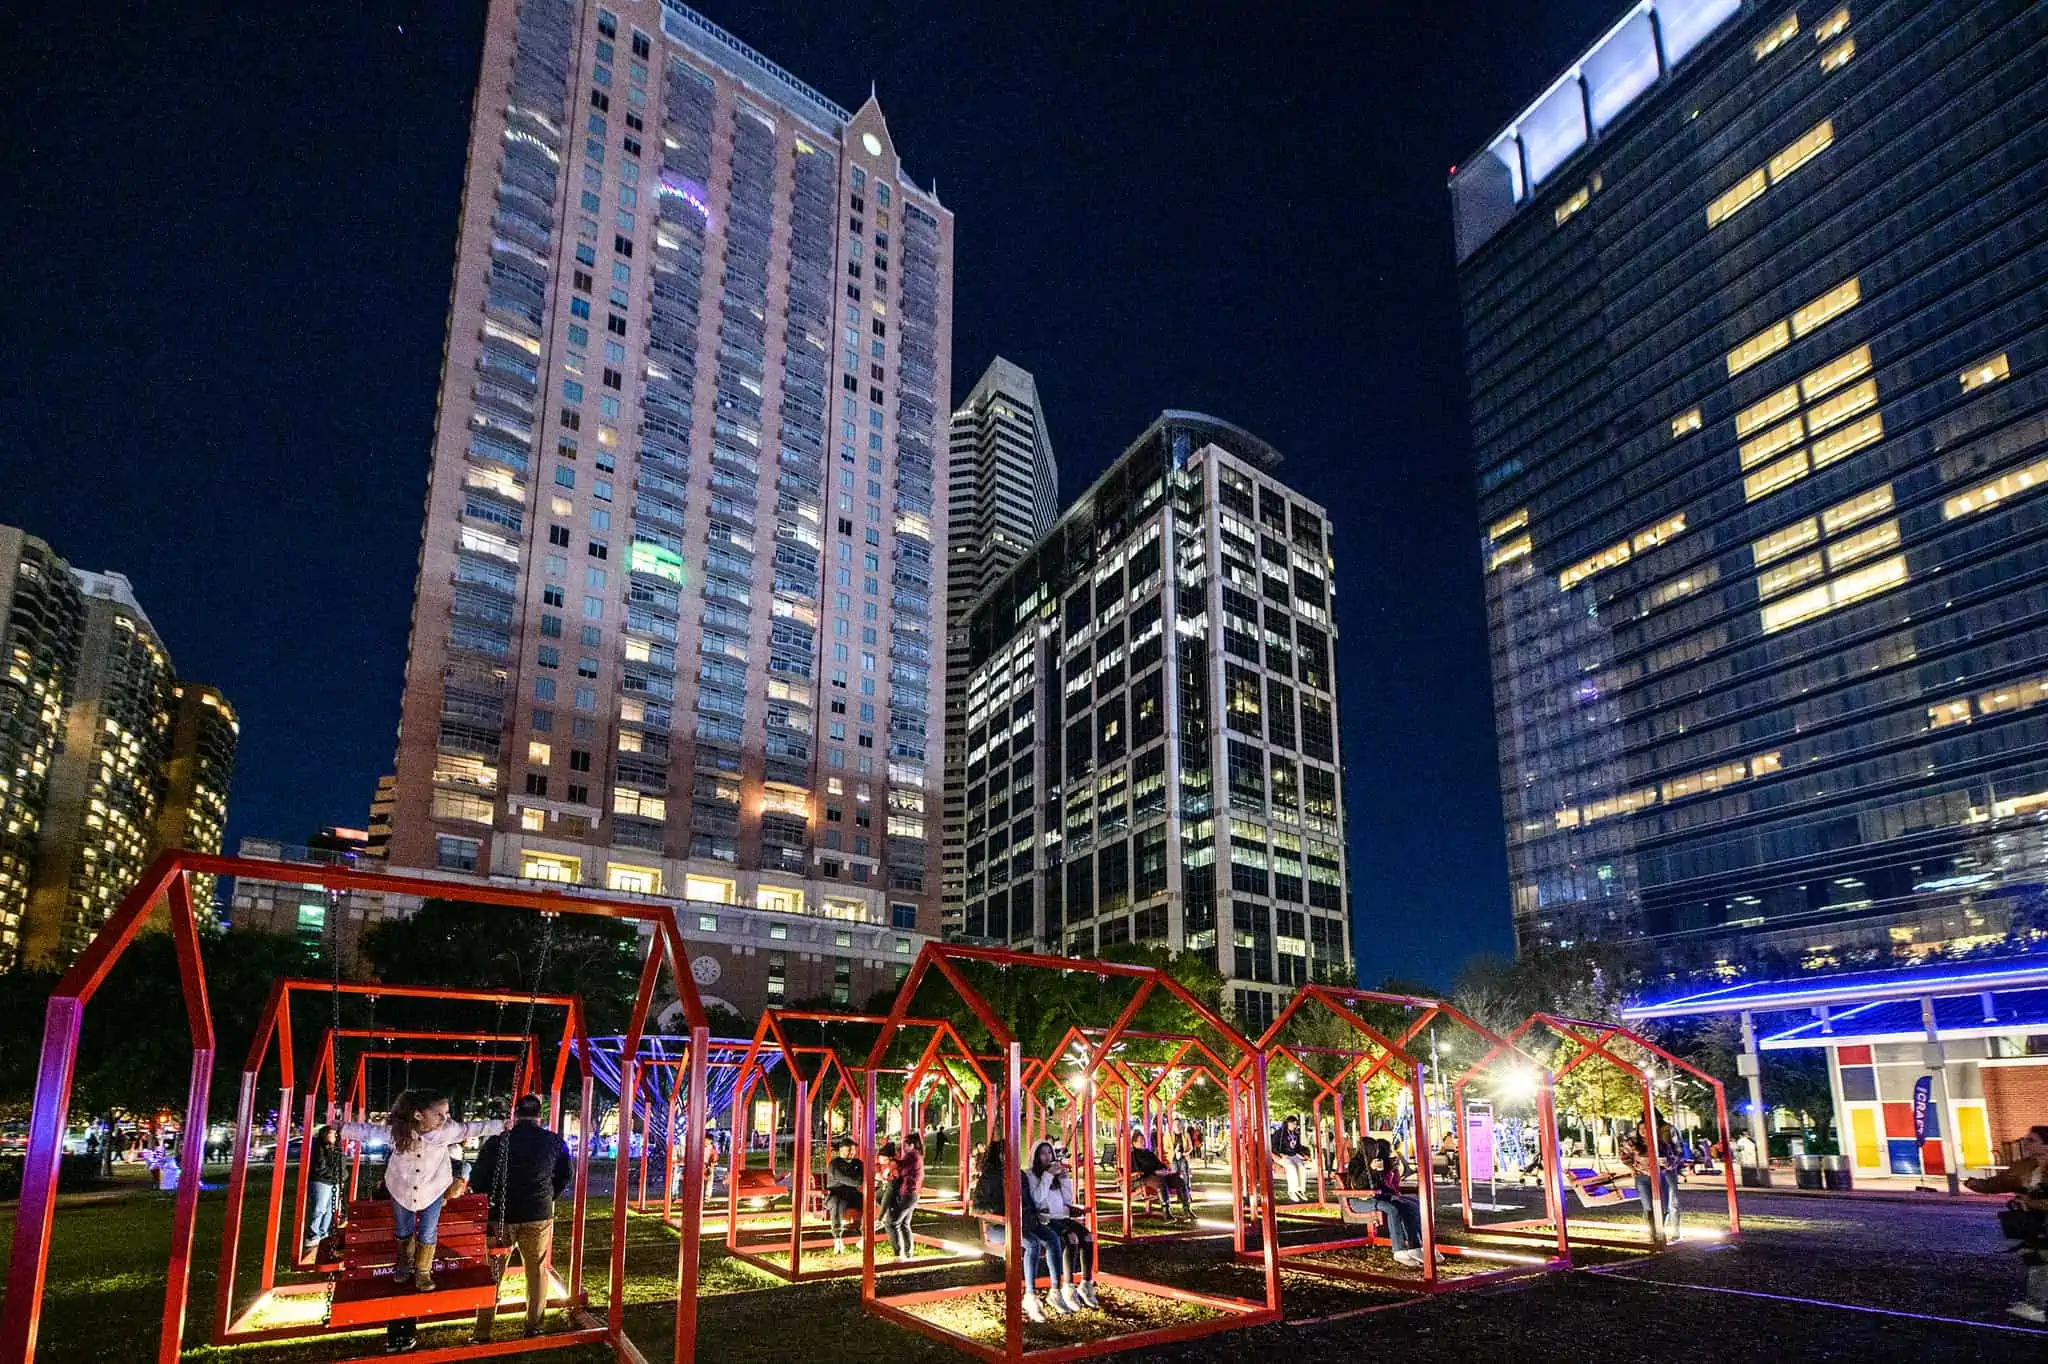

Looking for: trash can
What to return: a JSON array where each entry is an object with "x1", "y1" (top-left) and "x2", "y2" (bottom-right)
[
  {"x1": 1740, "y1": 1162, "x2": 1770, "y2": 1187},
  {"x1": 1793, "y1": 1154, "x2": 1824, "y2": 1190},
  {"x1": 1820, "y1": 1155, "x2": 1853, "y2": 1191}
]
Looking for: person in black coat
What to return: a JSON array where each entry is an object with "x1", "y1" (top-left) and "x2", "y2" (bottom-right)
[{"x1": 470, "y1": 1095, "x2": 572, "y2": 1341}]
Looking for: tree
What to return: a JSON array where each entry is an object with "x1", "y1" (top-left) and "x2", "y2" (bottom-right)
[
  {"x1": 0, "y1": 924, "x2": 310, "y2": 1124},
  {"x1": 360, "y1": 898, "x2": 643, "y2": 1035}
]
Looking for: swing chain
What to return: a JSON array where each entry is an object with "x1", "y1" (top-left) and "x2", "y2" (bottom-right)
[{"x1": 491, "y1": 911, "x2": 557, "y2": 1247}]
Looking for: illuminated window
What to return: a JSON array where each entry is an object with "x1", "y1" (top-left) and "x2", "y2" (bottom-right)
[
  {"x1": 521, "y1": 852, "x2": 582, "y2": 883},
  {"x1": 1706, "y1": 168, "x2": 1768, "y2": 228},
  {"x1": 757, "y1": 884, "x2": 804, "y2": 915},
  {"x1": 1808, "y1": 412, "x2": 1882, "y2": 468},
  {"x1": 1757, "y1": 551, "x2": 1824, "y2": 599},
  {"x1": 1815, "y1": 7, "x2": 1849, "y2": 42},
  {"x1": 1662, "y1": 760, "x2": 1749, "y2": 803},
  {"x1": 1803, "y1": 379, "x2": 1879, "y2": 436},
  {"x1": 1978, "y1": 677, "x2": 2048, "y2": 717},
  {"x1": 519, "y1": 806, "x2": 546, "y2": 832},
  {"x1": 1820, "y1": 37, "x2": 1854, "y2": 72},
  {"x1": 607, "y1": 863, "x2": 662, "y2": 895},
  {"x1": 1632, "y1": 514, "x2": 1687, "y2": 552},
  {"x1": 1753, "y1": 12, "x2": 1798, "y2": 60},
  {"x1": 1822, "y1": 484, "x2": 1893, "y2": 533},
  {"x1": 1944, "y1": 457, "x2": 2048, "y2": 520},
  {"x1": 1744, "y1": 451, "x2": 1810, "y2": 501},
  {"x1": 1801, "y1": 345, "x2": 1872, "y2": 401},
  {"x1": 1728, "y1": 319, "x2": 1791, "y2": 375},
  {"x1": 1486, "y1": 536, "x2": 1531, "y2": 571},
  {"x1": 1736, "y1": 385, "x2": 1799, "y2": 438},
  {"x1": 1559, "y1": 541, "x2": 1631, "y2": 592},
  {"x1": 1792, "y1": 277, "x2": 1860, "y2": 337},
  {"x1": 611, "y1": 788, "x2": 666, "y2": 820},
  {"x1": 1488, "y1": 509, "x2": 1528, "y2": 539},
  {"x1": 1750, "y1": 752, "x2": 1784, "y2": 776},
  {"x1": 1670, "y1": 407, "x2": 1702, "y2": 438},
  {"x1": 1554, "y1": 185, "x2": 1590, "y2": 225},
  {"x1": 1768, "y1": 120, "x2": 1834, "y2": 183},
  {"x1": 1760, "y1": 555, "x2": 1906, "y2": 632},
  {"x1": 1825, "y1": 519, "x2": 1898, "y2": 570},
  {"x1": 1960, "y1": 354, "x2": 2010, "y2": 391},
  {"x1": 1753, "y1": 517, "x2": 1819, "y2": 564},
  {"x1": 432, "y1": 790, "x2": 492, "y2": 824},
  {"x1": 1928, "y1": 699, "x2": 1972, "y2": 730},
  {"x1": 1738, "y1": 416, "x2": 1806, "y2": 469},
  {"x1": 527, "y1": 740, "x2": 552, "y2": 765},
  {"x1": 684, "y1": 875, "x2": 736, "y2": 904}
]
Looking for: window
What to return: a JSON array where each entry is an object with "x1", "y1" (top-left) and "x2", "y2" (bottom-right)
[
  {"x1": 1669, "y1": 407, "x2": 1701, "y2": 438},
  {"x1": 1706, "y1": 169, "x2": 1767, "y2": 228},
  {"x1": 1791, "y1": 277, "x2": 1859, "y2": 337},
  {"x1": 1960, "y1": 354, "x2": 2010, "y2": 392},
  {"x1": 1753, "y1": 12, "x2": 1798, "y2": 60},
  {"x1": 1768, "y1": 120, "x2": 1833, "y2": 182},
  {"x1": 1820, "y1": 37, "x2": 1854, "y2": 72}
]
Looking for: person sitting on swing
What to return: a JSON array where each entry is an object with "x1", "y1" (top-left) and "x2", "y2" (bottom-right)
[
  {"x1": 824, "y1": 1135, "x2": 866, "y2": 1255},
  {"x1": 1027, "y1": 1140, "x2": 1100, "y2": 1312},
  {"x1": 470, "y1": 1095, "x2": 571, "y2": 1342},
  {"x1": 1130, "y1": 1139, "x2": 1193, "y2": 1219}
]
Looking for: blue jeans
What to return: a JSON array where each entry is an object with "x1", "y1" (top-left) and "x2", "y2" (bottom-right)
[
  {"x1": 1022, "y1": 1225, "x2": 1065, "y2": 1289},
  {"x1": 1367, "y1": 1194, "x2": 1421, "y2": 1253},
  {"x1": 307, "y1": 1181, "x2": 338, "y2": 1244},
  {"x1": 1633, "y1": 1173, "x2": 1671, "y2": 1237},
  {"x1": 394, "y1": 1196, "x2": 444, "y2": 1246}
]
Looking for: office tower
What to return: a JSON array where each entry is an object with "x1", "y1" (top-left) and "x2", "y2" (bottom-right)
[
  {"x1": 24, "y1": 571, "x2": 175, "y2": 967},
  {"x1": 959, "y1": 413, "x2": 1350, "y2": 1031},
  {"x1": 943, "y1": 357, "x2": 1058, "y2": 933},
  {"x1": 386, "y1": 1, "x2": 953, "y2": 955},
  {"x1": 154, "y1": 683, "x2": 240, "y2": 911},
  {"x1": 1453, "y1": 0, "x2": 2048, "y2": 969},
  {"x1": 0, "y1": 527, "x2": 84, "y2": 969}
]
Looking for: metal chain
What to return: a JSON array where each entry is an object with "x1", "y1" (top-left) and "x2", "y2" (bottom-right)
[{"x1": 491, "y1": 912, "x2": 557, "y2": 1225}]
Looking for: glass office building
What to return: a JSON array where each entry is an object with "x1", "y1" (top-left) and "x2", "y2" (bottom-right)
[
  {"x1": 960, "y1": 413, "x2": 1350, "y2": 1030},
  {"x1": 1454, "y1": 0, "x2": 2048, "y2": 970}
]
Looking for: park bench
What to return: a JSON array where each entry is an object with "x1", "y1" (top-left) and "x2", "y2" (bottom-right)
[{"x1": 328, "y1": 1193, "x2": 499, "y2": 1328}]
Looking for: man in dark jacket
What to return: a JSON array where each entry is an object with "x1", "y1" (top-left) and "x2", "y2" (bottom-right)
[
  {"x1": 824, "y1": 1136, "x2": 865, "y2": 1254},
  {"x1": 470, "y1": 1095, "x2": 572, "y2": 1341}
]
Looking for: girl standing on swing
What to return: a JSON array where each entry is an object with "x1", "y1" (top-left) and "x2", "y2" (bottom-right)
[{"x1": 343, "y1": 1090, "x2": 503, "y2": 1292}]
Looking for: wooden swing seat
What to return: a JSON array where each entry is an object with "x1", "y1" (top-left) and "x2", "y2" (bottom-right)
[
  {"x1": 1564, "y1": 1167, "x2": 1640, "y2": 1209},
  {"x1": 328, "y1": 1194, "x2": 500, "y2": 1327}
]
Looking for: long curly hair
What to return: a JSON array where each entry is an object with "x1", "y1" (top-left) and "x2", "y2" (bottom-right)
[{"x1": 387, "y1": 1089, "x2": 446, "y2": 1155}]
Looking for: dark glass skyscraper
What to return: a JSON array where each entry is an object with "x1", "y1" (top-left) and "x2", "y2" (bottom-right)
[{"x1": 1454, "y1": 0, "x2": 2048, "y2": 970}]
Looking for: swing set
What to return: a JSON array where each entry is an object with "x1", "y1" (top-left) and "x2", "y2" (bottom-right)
[
  {"x1": 0, "y1": 850, "x2": 722, "y2": 1364},
  {"x1": 597, "y1": 1035, "x2": 760, "y2": 1225},
  {"x1": 1238, "y1": 986, "x2": 1572, "y2": 1294},
  {"x1": 217, "y1": 980, "x2": 590, "y2": 1342},
  {"x1": 722, "y1": 1008, "x2": 987, "y2": 1281},
  {"x1": 1475, "y1": 1012, "x2": 1742, "y2": 1251},
  {"x1": 860, "y1": 943, "x2": 1283, "y2": 1364}
]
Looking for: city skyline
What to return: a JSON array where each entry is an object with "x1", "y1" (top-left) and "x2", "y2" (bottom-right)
[{"x1": 1, "y1": 0, "x2": 1657, "y2": 987}]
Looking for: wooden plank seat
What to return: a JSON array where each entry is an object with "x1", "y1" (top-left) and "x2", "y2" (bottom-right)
[
  {"x1": 328, "y1": 1194, "x2": 500, "y2": 1328},
  {"x1": 730, "y1": 1168, "x2": 792, "y2": 1205},
  {"x1": 1563, "y1": 1166, "x2": 1640, "y2": 1209}
]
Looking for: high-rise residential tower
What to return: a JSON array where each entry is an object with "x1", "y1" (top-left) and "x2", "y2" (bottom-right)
[
  {"x1": 943, "y1": 357, "x2": 1058, "y2": 933},
  {"x1": 0, "y1": 527, "x2": 84, "y2": 968},
  {"x1": 1454, "y1": 0, "x2": 2048, "y2": 970},
  {"x1": 155, "y1": 683, "x2": 240, "y2": 910},
  {"x1": 959, "y1": 413, "x2": 1350, "y2": 1032},
  {"x1": 387, "y1": 1, "x2": 953, "y2": 955}
]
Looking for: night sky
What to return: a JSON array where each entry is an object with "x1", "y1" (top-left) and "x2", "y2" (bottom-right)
[{"x1": 0, "y1": 0, "x2": 1626, "y2": 988}]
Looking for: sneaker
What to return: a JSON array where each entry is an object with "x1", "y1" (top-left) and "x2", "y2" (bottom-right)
[
  {"x1": 1057, "y1": 1283, "x2": 1085, "y2": 1314},
  {"x1": 1392, "y1": 1249, "x2": 1423, "y2": 1266},
  {"x1": 832, "y1": 1238, "x2": 845, "y2": 1256},
  {"x1": 1078, "y1": 1281, "x2": 1101, "y2": 1310},
  {"x1": 1044, "y1": 1287, "x2": 1071, "y2": 1316},
  {"x1": 1022, "y1": 1292, "x2": 1047, "y2": 1323},
  {"x1": 2008, "y1": 1302, "x2": 2048, "y2": 1323}
]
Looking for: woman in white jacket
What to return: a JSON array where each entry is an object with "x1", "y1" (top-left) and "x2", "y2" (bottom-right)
[
  {"x1": 1025, "y1": 1140, "x2": 1100, "y2": 1313},
  {"x1": 341, "y1": 1089, "x2": 502, "y2": 1294}
]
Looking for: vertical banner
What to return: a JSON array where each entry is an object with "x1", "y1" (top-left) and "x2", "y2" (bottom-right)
[
  {"x1": 1466, "y1": 1101, "x2": 1495, "y2": 1184},
  {"x1": 1911, "y1": 1076, "x2": 1933, "y2": 1141}
]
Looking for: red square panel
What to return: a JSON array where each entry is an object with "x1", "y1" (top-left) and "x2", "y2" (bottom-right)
[
  {"x1": 1837, "y1": 1045, "x2": 1873, "y2": 1065},
  {"x1": 1882, "y1": 1102, "x2": 1915, "y2": 1138},
  {"x1": 1921, "y1": 1140, "x2": 1946, "y2": 1175}
]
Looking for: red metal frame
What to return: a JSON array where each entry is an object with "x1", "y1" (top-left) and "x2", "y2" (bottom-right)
[
  {"x1": 296, "y1": 1022, "x2": 554, "y2": 1265},
  {"x1": 217, "y1": 980, "x2": 590, "y2": 1346},
  {"x1": 1032, "y1": 1026, "x2": 1237, "y2": 1246},
  {"x1": 0, "y1": 851, "x2": 718, "y2": 1364},
  {"x1": 860, "y1": 943, "x2": 1283, "y2": 1363},
  {"x1": 607, "y1": 1039, "x2": 757, "y2": 1224},
  {"x1": 720, "y1": 1009, "x2": 985, "y2": 1281},
  {"x1": 1236, "y1": 986, "x2": 1572, "y2": 1295},
  {"x1": 1480, "y1": 1012, "x2": 1743, "y2": 1252}
]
